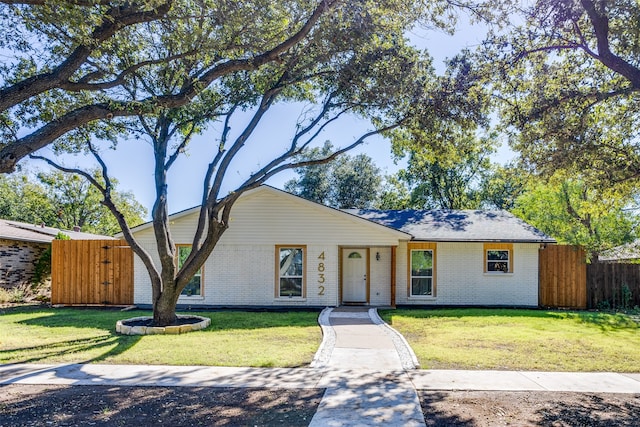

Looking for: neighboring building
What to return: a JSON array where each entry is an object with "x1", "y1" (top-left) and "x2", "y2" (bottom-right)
[
  {"x1": 128, "y1": 186, "x2": 555, "y2": 308},
  {"x1": 0, "y1": 219, "x2": 113, "y2": 288},
  {"x1": 598, "y1": 240, "x2": 640, "y2": 263}
]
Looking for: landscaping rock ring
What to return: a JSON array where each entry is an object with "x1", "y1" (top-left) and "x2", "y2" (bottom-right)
[{"x1": 116, "y1": 315, "x2": 211, "y2": 335}]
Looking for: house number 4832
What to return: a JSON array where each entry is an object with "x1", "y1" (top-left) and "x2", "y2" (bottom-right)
[{"x1": 317, "y1": 252, "x2": 325, "y2": 295}]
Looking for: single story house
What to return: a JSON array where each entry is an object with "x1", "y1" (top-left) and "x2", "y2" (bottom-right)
[
  {"x1": 128, "y1": 186, "x2": 555, "y2": 308},
  {"x1": 0, "y1": 219, "x2": 112, "y2": 288}
]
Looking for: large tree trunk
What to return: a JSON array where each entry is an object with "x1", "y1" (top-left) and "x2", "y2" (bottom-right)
[{"x1": 153, "y1": 280, "x2": 181, "y2": 326}]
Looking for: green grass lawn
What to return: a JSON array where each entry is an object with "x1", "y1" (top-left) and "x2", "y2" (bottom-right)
[
  {"x1": 379, "y1": 308, "x2": 640, "y2": 372},
  {"x1": 0, "y1": 306, "x2": 321, "y2": 367}
]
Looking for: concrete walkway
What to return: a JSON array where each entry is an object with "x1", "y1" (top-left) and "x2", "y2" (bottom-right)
[
  {"x1": 2, "y1": 307, "x2": 640, "y2": 426},
  {"x1": 308, "y1": 307, "x2": 425, "y2": 426}
]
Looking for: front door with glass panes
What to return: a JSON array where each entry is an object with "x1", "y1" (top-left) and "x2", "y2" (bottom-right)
[{"x1": 342, "y1": 248, "x2": 368, "y2": 303}]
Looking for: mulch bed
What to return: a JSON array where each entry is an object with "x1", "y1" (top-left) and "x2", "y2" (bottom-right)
[{"x1": 121, "y1": 316, "x2": 204, "y2": 327}]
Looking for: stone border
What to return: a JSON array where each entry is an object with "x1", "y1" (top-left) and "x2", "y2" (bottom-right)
[
  {"x1": 309, "y1": 307, "x2": 335, "y2": 368},
  {"x1": 369, "y1": 308, "x2": 420, "y2": 370},
  {"x1": 116, "y1": 315, "x2": 211, "y2": 335}
]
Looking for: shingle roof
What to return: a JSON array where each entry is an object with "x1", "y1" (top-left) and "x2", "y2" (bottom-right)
[
  {"x1": 344, "y1": 209, "x2": 556, "y2": 243},
  {"x1": 0, "y1": 219, "x2": 114, "y2": 243},
  {"x1": 599, "y1": 240, "x2": 640, "y2": 262}
]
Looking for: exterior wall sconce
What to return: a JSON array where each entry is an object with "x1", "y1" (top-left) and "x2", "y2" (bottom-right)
[{"x1": 376, "y1": 252, "x2": 380, "y2": 261}]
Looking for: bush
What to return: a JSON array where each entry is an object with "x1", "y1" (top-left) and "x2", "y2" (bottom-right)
[
  {"x1": 0, "y1": 287, "x2": 25, "y2": 304},
  {"x1": 33, "y1": 246, "x2": 51, "y2": 285}
]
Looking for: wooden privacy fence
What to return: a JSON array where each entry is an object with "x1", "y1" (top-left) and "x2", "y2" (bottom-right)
[
  {"x1": 51, "y1": 239, "x2": 133, "y2": 305},
  {"x1": 539, "y1": 245, "x2": 587, "y2": 309},
  {"x1": 587, "y1": 262, "x2": 640, "y2": 309}
]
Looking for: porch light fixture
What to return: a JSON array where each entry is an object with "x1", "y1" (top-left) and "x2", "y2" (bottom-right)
[{"x1": 376, "y1": 252, "x2": 380, "y2": 261}]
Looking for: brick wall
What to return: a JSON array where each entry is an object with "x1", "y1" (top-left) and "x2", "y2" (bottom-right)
[
  {"x1": 0, "y1": 239, "x2": 50, "y2": 288},
  {"x1": 396, "y1": 242, "x2": 540, "y2": 307}
]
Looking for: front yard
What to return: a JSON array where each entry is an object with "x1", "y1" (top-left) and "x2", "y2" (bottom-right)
[
  {"x1": 3, "y1": 306, "x2": 640, "y2": 372},
  {"x1": 379, "y1": 308, "x2": 640, "y2": 372},
  {"x1": 0, "y1": 306, "x2": 321, "y2": 367}
]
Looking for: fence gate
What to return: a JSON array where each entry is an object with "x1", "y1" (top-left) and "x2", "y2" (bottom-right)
[
  {"x1": 51, "y1": 239, "x2": 133, "y2": 305},
  {"x1": 539, "y1": 245, "x2": 587, "y2": 309}
]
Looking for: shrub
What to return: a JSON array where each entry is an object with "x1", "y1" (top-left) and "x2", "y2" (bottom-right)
[
  {"x1": 33, "y1": 246, "x2": 51, "y2": 285},
  {"x1": 0, "y1": 287, "x2": 26, "y2": 304}
]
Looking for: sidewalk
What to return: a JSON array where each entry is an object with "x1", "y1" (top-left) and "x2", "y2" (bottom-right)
[
  {"x1": 308, "y1": 307, "x2": 425, "y2": 426},
  {"x1": 2, "y1": 307, "x2": 640, "y2": 426},
  {"x1": 2, "y1": 363, "x2": 639, "y2": 394}
]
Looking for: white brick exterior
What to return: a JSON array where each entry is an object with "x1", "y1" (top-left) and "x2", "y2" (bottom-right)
[
  {"x1": 396, "y1": 242, "x2": 540, "y2": 307},
  {"x1": 131, "y1": 187, "x2": 541, "y2": 308},
  {"x1": 132, "y1": 187, "x2": 407, "y2": 307}
]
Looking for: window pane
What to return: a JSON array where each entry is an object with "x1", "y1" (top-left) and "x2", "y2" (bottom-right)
[
  {"x1": 280, "y1": 248, "x2": 303, "y2": 276},
  {"x1": 411, "y1": 250, "x2": 433, "y2": 277},
  {"x1": 412, "y1": 278, "x2": 432, "y2": 296},
  {"x1": 181, "y1": 275, "x2": 201, "y2": 296},
  {"x1": 348, "y1": 252, "x2": 362, "y2": 259},
  {"x1": 488, "y1": 261, "x2": 509, "y2": 272},
  {"x1": 178, "y1": 246, "x2": 191, "y2": 267},
  {"x1": 178, "y1": 245, "x2": 202, "y2": 296},
  {"x1": 280, "y1": 278, "x2": 302, "y2": 297},
  {"x1": 487, "y1": 250, "x2": 509, "y2": 261}
]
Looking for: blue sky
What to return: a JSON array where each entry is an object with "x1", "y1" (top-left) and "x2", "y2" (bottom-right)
[{"x1": 26, "y1": 15, "x2": 513, "y2": 219}]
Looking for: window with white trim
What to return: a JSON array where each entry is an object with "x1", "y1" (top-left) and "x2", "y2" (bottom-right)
[
  {"x1": 486, "y1": 249, "x2": 510, "y2": 272},
  {"x1": 410, "y1": 249, "x2": 433, "y2": 296},
  {"x1": 177, "y1": 245, "x2": 202, "y2": 296},
  {"x1": 276, "y1": 246, "x2": 306, "y2": 298},
  {"x1": 483, "y1": 243, "x2": 513, "y2": 273}
]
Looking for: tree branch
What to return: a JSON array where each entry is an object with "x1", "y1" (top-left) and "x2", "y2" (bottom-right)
[
  {"x1": 0, "y1": 0, "x2": 340, "y2": 173},
  {"x1": 579, "y1": 0, "x2": 640, "y2": 86},
  {"x1": 29, "y1": 152, "x2": 163, "y2": 294},
  {"x1": 0, "y1": 1, "x2": 173, "y2": 111}
]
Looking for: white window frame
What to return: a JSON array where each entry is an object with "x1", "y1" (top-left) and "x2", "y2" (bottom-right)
[
  {"x1": 483, "y1": 243, "x2": 514, "y2": 274},
  {"x1": 177, "y1": 244, "x2": 203, "y2": 296},
  {"x1": 275, "y1": 245, "x2": 306, "y2": 299},
  {"x1": 409, "y1": 248, "x2": 434, "y2": 297}
]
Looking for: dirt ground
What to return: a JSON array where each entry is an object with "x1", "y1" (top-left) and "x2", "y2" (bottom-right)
[
  {"x1": 420, "y1": 390, "x2": 640, "y2": 426},
  {"x1": 1, "y1": 385, "x2": 639, "y2": 426},
  {"x1": 0, "y1": 384, "x2": 323, "y2": 426}
]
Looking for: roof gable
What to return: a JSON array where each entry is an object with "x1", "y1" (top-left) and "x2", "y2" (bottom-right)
[{"x1": 127, "y1": 186, "x2": 412, "y2": 240}]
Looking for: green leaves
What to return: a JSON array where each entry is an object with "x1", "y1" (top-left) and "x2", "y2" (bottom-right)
[
  {"x1": 284, "y1": 142, "x2": 382, "y2": 209},
  {"x1": 512, "y1": 175, "x2": 639, "y2": 256},
  {"x1": 0, "y1": 170, "x2": 146, "y2": 235},
  {"x1": 486, "y1": 0, "x2": 640, "y2": 186}
]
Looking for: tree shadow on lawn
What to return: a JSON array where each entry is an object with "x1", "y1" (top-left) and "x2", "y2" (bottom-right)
[
  {"x1": 11, "y1": 306, "x2": 321, "y2": 331},
  {"x1": 380, "y1": 308, "x2": 639, "y2": 331},
  {"x1": 3, "y1": 306, "x2": 321, "y2": 364}
]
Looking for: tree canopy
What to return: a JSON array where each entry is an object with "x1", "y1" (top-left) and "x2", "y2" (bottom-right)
[
  {"x1": 0, "y1": 0, "x2": 347, "y2": 171},
  {"x1": 284, "y1": 142, "x2": 382, "y2": 208},
  {"x1": 6, "y1": 0, "x2": 497, "y2": 325},
  {"x1": 393, "y1": 130, "x2": 497, "y2": 209},
  {"x1": 512, "y1": 174, "x2": 639, "y2": 257},
  {"x1": 488, "y1": 0, "x2": 640, "y2": 185},
  {"x1": 0, "y1": 170, "x2": 146, "y2": 235}
]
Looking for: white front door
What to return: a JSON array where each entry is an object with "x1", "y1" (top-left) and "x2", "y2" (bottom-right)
[{"x1": 342, "y1": 248, "x2": 368, "y2": 303}]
